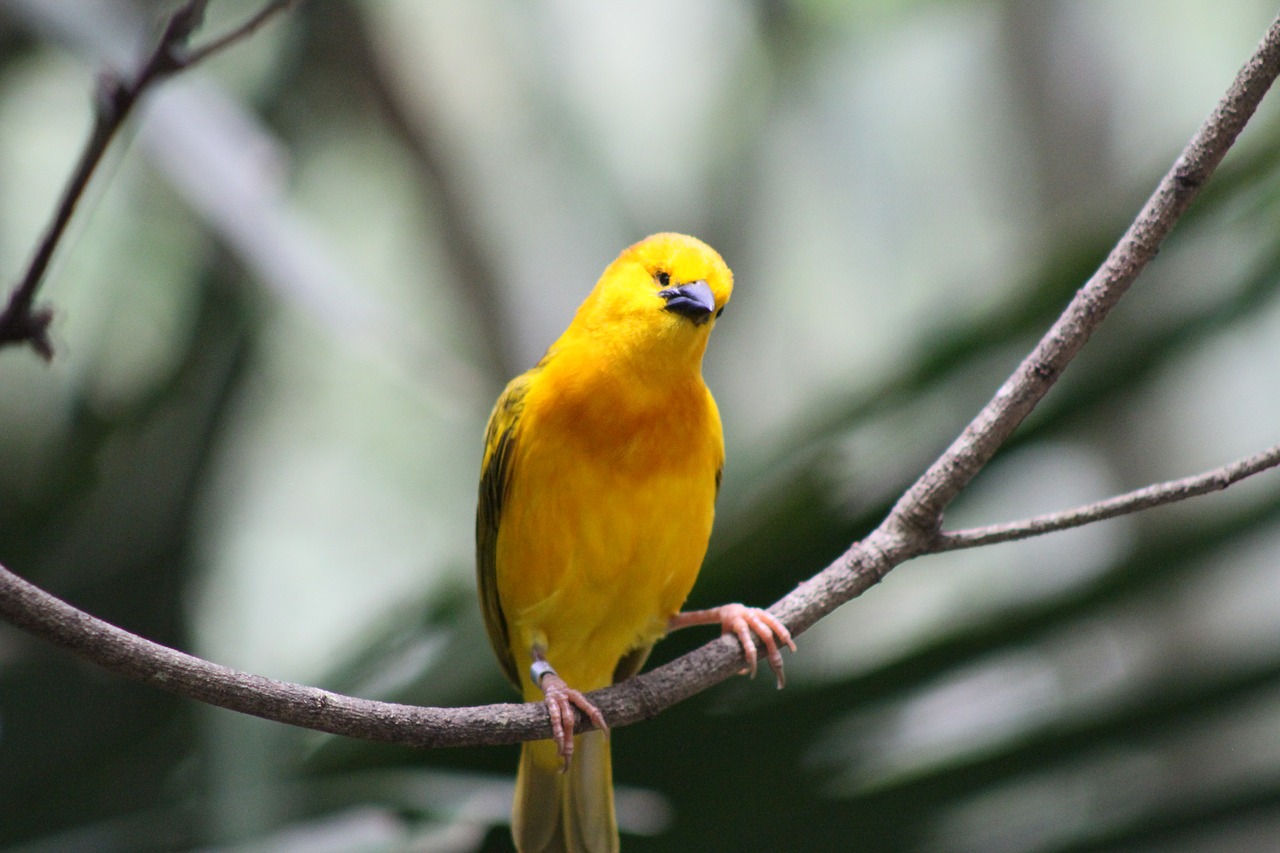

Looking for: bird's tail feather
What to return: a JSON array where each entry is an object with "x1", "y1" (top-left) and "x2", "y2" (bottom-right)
[{"x1": 513, "y1": 731, "x2": 618, "y2": 853}]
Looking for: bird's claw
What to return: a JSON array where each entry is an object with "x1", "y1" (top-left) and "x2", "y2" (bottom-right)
[
  {"x1": 540, "y1": 671, "x2": 609, "y2": 772},
  {"x1": 716, "y1": 603, "x2": 796, "y2": 688}
]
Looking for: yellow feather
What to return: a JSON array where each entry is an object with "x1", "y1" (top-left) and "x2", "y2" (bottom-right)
[{"x1": 477, "y1": 233, "x2": 733, "y2": 852}]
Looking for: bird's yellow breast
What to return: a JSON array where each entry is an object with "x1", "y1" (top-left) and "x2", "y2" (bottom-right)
[{"x1": 495, "y1": 351, "x2": 723, "y2": 696}]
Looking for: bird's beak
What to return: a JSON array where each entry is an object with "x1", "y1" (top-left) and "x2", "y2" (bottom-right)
[{"x1": 658, "y1": 279, "x2": 716, "y2": 325}]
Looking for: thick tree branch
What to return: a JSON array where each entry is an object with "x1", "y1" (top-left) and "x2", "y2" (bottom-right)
[
  {"x1": 931, "y1": 443, "x2": 1280, "y2": 553},
  {"x1": 0, "y1": 557, "x2": 752, "y2": 747},
  {"x1": 0, "y1": 11, "x2": 1278, "y2": 750},
  {"x1": 0, "y1": 0, "x2": 297, "y2": 359}
]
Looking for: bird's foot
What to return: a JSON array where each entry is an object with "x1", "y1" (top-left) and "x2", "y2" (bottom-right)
[
  {"x1": 538, "y1": 670, "x2": 609, "y2": 771},
  {"x1": 669, "y1": 604, "x2": 796, "y2": 688}
]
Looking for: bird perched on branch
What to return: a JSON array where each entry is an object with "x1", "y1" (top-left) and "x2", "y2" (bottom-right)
[{"x1": 477, "y1": 233, "x2": 794, "y2": 853}]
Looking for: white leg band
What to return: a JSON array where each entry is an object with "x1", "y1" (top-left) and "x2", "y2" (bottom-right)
[{"x1": 530, "y1": 659, "x2": 556, "y2": 685}]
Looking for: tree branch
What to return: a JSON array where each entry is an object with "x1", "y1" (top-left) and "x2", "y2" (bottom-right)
[
  {"x1": 882, "y1": 17, "x2": 1280, "y2": 544},
  {"x1": 0, "y1": 10, "x2": 1278, "y2": 751},
  {"x1": 0, "y1": 557, "x2": 747, "y2": 747},
  {"x1": 182, "y1": 0, "x2": 304, "y2": 67},
  {"x1": 0, "y1": 0, "x2": 298, "y2": 359},
  {"x1": 930, "y1": 443, "x2": 1280, "y2": 553},
  {"x1": 763, "y1": 10, "x2": 1280, "y2": 641}
]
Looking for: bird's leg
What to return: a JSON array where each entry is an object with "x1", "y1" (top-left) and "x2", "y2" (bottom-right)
[
  {"x1": 668, "y1": 604, "x2": 797, "y2": 688},
  {"x1": 530, "y1": 645, "x2": 609, "y2": 771}
]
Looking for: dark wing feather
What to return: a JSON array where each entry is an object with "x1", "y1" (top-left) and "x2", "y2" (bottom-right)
[
  {"x1": 612, "y1": 644, "x2": 653, "y2": 684},
  {"x1": 476, "y1": 372, "x2": 532, "y2": 688}
]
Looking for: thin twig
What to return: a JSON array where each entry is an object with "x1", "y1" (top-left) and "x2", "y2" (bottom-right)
[
  {"x1": 183, "y1": 0, "x2": 305, "y2": 67},
  {"x1": 0, "y1": 0, "x2": 297, "y2": 359},
  {"x1": 931, "y1": 444, "x2": 1280, "y2": 553},
  {"x1": 0, "y1": 11, "x2": 1278, "y2": 750}
]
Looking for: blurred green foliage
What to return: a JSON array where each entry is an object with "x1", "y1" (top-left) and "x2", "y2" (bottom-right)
[{"x1": 2, "y1": 1, "x2": 1280, "y2": 851}]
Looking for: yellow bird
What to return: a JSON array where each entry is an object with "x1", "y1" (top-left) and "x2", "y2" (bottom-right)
[{"x1": 476, "y1": 233, "x2": 794, "y2": 853}]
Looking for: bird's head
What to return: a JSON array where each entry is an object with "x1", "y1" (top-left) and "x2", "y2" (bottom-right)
[{"x1": 572, "y1": 233, "x2": 733, "y2": 362}]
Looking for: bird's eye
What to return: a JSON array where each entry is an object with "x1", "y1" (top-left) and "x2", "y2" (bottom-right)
[
  {"x1": 715, "y1": 307, "x2": 724, "y2": 318},
  {"x1": 655, "y1": 270, "x2": 670, "y2": 287}
]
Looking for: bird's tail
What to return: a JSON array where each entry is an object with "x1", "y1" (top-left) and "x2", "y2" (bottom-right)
[{"x1": 513, "y1": 730, "x2": 618, "y2": 853}]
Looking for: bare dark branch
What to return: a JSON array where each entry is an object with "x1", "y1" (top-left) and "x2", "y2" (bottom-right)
[
  {"x1": 0, "y1": 0, "x2": 297, "y2": 359},
  {"x1": 182, "y1": 0, "x2": 305, "y2": 67}
]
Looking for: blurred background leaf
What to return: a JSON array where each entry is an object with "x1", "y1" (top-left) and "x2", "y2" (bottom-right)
[{"x1": 1, "y1": 0, "x2": 1280, "y2": 851}]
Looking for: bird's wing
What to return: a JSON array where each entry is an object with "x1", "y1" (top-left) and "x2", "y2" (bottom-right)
[{"x1": 476, "y1": 371, "x2": 533, "y2": 688}]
